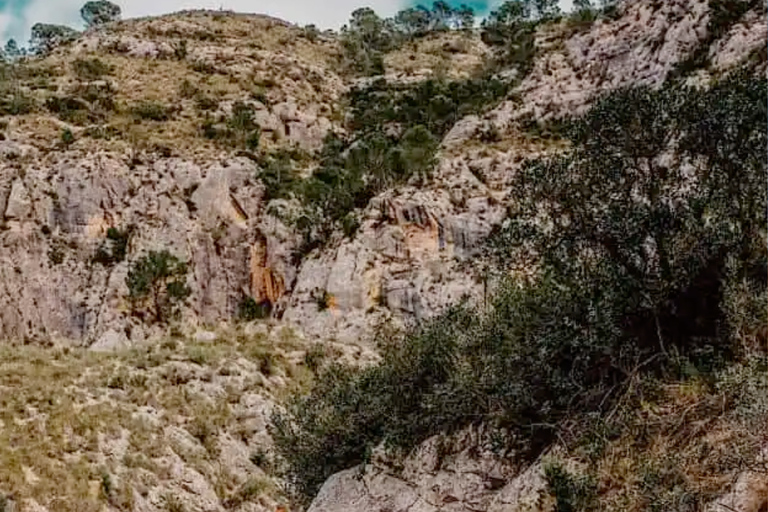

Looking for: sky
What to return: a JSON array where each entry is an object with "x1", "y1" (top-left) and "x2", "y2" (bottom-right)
[{"x1": 0, "y1": 0, "x2": 575, "y2": 44}]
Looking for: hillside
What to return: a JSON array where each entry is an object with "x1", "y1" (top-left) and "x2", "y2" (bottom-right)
[{"x1": 0, "y1": 0, "x2": 765, "y2": 511}]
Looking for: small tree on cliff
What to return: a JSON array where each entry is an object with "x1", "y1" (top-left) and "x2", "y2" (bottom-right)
[
  {"x1": 81, "y1": 0, "x2": 122, "y2": 27},
  {"x1": 126, "y1": 250, "x2": 191, "y2": 324}
]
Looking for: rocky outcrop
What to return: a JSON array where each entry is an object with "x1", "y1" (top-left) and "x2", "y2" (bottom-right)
[
  {"x1": 0, "y1": 146, "x2": 296, "y2": 344},
  {"x1": 307, "y1": 430, "x2": 555, "y2": 512},
  {"x1": 0, "y1": 0, "x2": 764, "y2": 347}
]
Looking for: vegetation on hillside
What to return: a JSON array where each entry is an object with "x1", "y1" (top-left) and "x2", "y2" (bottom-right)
[
  {"x1": 126, "y1": 250, "x2": 192, "y2": 324},
  {"x1": 270, "y1": 71, "x2": 768, "y2": 505}
]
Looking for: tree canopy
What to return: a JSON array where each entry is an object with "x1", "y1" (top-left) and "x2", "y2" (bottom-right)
[{"x1": 81, "y1": 0, "x2": 122, "y2": 27}]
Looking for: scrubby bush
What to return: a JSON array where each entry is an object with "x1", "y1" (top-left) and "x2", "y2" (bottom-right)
[
  {"x1": 238, "y1": 296, "x2": 271, "y2": 321},
  {"x1": 126, "y1": 250, "x2": 191, "y2": 324},
  {"x1": 130, "y1": 101, "x2": 171, "y2": 121},
  {"x1": 201, "y1": 101, "x2": 261, "y2": 150},
  {"x1": 0, "y1": 91, "x2": 35, "y2": 115},
  {"x1": 46, "y1": 82, "x2": 115, "y2": 124},
  {"x1": 340, "y1": 8, "x2": 396, "y2": 76},
  {"x1": 271, "y1": 73, "x2": 767, "y2": 504},
  {"x1": 257, "y1": 149, "x2": 303, "y2": 201},
  {"x1": 72, "y1": 57, "x2": 113, "y2": 81},
  {"x1": 93, "y1": 227, "x2": 130, "y2": 266},
  {"x1": 60, "y1": 128, "x2": 75, "y2": 145},
  {"x1": 544, "y1": 463, "x2": 598, "y2": 512}
]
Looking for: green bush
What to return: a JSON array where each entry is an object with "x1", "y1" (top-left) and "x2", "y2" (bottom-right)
[
  {"x1": 60, "y1": 128, "x2": 75, "y2": 145},
  {"x1": 257, "y1": 149, "x2": 303, "y2": 201},
  {"x1": 544, "y1": 462, "x2": 598, "y2": 512},
  {"x1": 238, "y1": 296, "x2": 271, "y2": 321},
  {"x1": 271, "y1": 73, "x2": 767, "y2": 504},
  {"x1": 72, "y1": 57, "x2": 113, "y2": 81},
  {"x1": 93, "y1": 227, "x2": 130, "y2": 266},
  {"x1": 291, "y1": 75, "x2": 508, "y2": 252},
  {"x1": 131, "y1": 101, "x2": 171, "y2": 121},
  {"x1": 126, "y1": 250, "x2": 191, "y2": 324},
  {"x1": 46, "y1": 82, "x2": 115, "y2": 124},
  {"x1": 202, "y1": 101, "x2": 261, "y2": 150},
  {"x1": 30, "y1": 23, "x2": 79, "y2": 55},
  {"x1": 0, "y1": 92, "x2": 35, "y2": 115}
]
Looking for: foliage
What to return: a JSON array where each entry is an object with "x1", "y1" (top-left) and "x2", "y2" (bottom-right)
[
  {"x1": 340, "y1": 3, "x2": 477, "y2": 76},
  {"x1": 81, "y1": 0, "x2": 121, "y2": 27},
  {"x1": 126, "y1": 250, "x2": 191, "y2": 324},
  {"x1": 46, "y1": 82, "x2": 116, "y2": 124},
  {"x1": 93, "y1": 227, "x2": 131, "y2": 266},
  {"x1": 30, "y1": 23, "x2": 79, "y2": 55},
  {"x1": 339, "y1": 8, "x2": 395, "y2": 76},
  {"x1": 271, "y1": 74, "x2": 767, "y2": 504},
  {"x1": 60, "y1": 128, "x2": 75, "y2": 145},
  {"x1": 201, "y1": 101, "x2": 261, "y2": 150},
  {"x1": 671, "y1": 0, "x2": 764, "y2": 78},
  {"x1": 256, "y1": 149, "x2": 302, "y2": 201},
  {"x1": 131, "y1": 101, "x2": 171, "y2": 121},
  {"x1": 72, "y1": 57, "x2": 113, "y2": 81},
  {"x1": 238, "y1": 296, "x2": 271, "y2": 321},
  {"x1": 544, "y1": 463, "x2": 598, "y2": 512},
  {"x1": 0, "y1": 91, "x2": 35, "y2": 115},
  {"x1": 480, "y1": 1, "x2": 539, "y2": 73},
  {"x1": 4, "y1": 39, "x2": 23, "y2": 60},
  {"x1": 286, "y1": 74, "x2": 509, "y2": 254}
]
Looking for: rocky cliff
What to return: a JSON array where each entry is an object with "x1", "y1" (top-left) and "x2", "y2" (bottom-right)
[
  {"x1": 3, "y1": 0, "x2": 763, "y2": 348},
  {"x1": 0, "y1": 0, "x2": 765, "y2": 510}
]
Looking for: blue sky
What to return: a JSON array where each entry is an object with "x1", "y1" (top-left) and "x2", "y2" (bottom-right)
[{"x1": 0, "y1": 0, "x2": 574, "y2": 43}]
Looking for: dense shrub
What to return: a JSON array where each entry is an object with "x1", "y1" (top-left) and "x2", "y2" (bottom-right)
[
  {"x1": 544, "y1": 463, "x2": 598, "y2": 512},
  {"x1": 72, "y1": 57, "x2": 113, "y2": 81},
  {"x1": 271, "y1": 73, "x2": 767, "y2": 504},
  {"x1": 285, "y1": 74, "x2": 509, "y2": 254},
  {"x1": 130, "y1": 101, "x2": 171, "y2": 121},
  {"x1": 238, "y1": 296, "x2": 272, "y2": 321},
  {"x1": 201, "y1": 101, "x2": 261, "y2": 150},
  {"x1": 46, "y1": 82, "x2": 115, "y2": 124},
  {"x1": 93, "y1": 227, "x2": 130, "y2": 266},
  {"x1": 0, "y1": 91, "x2": 35, "y2": 115},
  {"x1": 671, "y1": 0, "x2": 765, "y2": 78}
]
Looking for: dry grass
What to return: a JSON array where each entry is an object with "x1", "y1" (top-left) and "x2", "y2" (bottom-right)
[
  {"x1": 0, "y1": 324, "x2": 313, "y2": 510},
  {"x1": 384, "y1": 31, "x2": 491, "y2": 80},
  {"x1": 552, "y1": 354, "x2": 768, "y2": 512},
  {"x1": 2, "y1": 10, "x2": 347, "y2": 161}
]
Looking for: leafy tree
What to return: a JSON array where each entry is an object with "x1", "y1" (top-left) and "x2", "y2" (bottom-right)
[
  {"x1": 390, "y1": 124, "x2": 438, "y2": 183},
  {"x1": 126, "y1": 250, "x2": 191, "y2": 324},
  {"x1": 456, "y1": 4, "x2": 476, "y2": 31},
  {"x1": 429, "y1": 1, "x2": 454, "y2": 31},
  {"x1": 393, "y1": 7, "x2": 432, "y2": 38},
  {"x1": 340, "y1": 8, "x2": 395, "y2": 76},
  {"x1": 569, "y1": 0, "x2": 598, "y2": 25},
  {"x1": 533, "y1": 0, "x2": 562, "y2": 20},
  {"x1": 4, "y1": 39, "x2": 23, "y2": 59},
  {"x1": 30, "y1": 23, "x2": 79, "y2": 55},
  {"x1": 81, "y1": 0, "x2": 121, "y2": 27},
  {"x1": 480, "y1": 1, "x2": 538, "y2": 72}
]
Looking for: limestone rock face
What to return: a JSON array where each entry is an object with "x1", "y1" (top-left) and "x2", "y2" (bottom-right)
[
  {"x1": 0, "y1": 150, "x2": 295, "y2": 345},
  {"x1": 307, "y1": 430, "x2": 554, "y2": 512},
  {"x1": 282, "y1": 153, "x2": 510, "y2": 343},
  {"x1": 0, "y1": 0, "x2": 764, "y2": 349}
]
